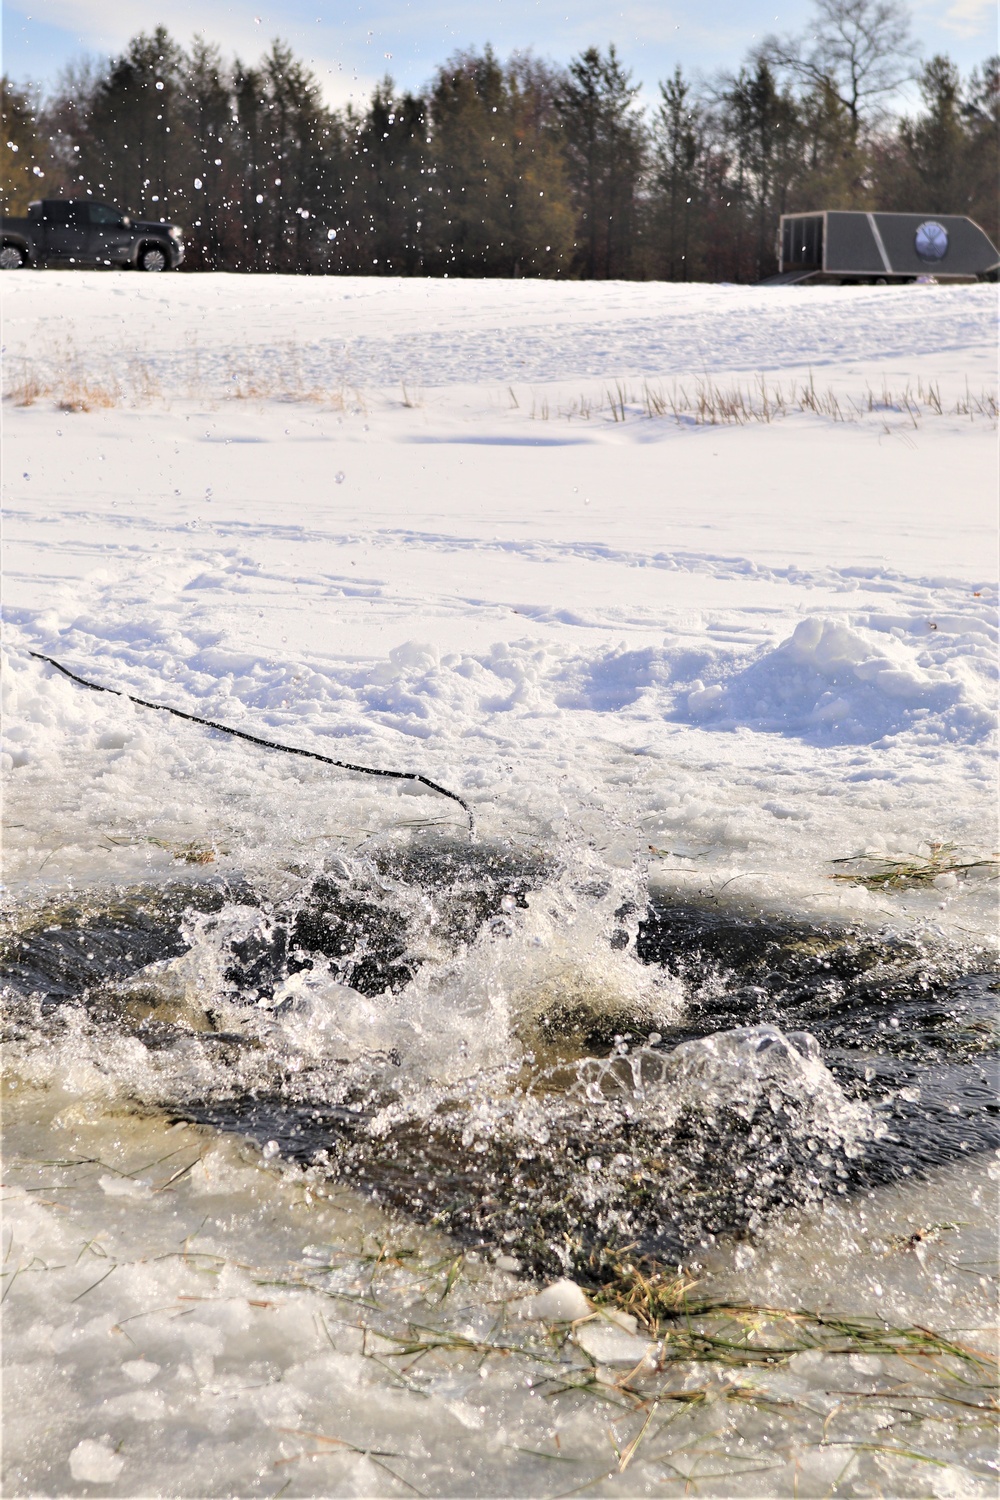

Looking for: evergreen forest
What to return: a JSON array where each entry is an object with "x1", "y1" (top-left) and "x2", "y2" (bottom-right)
[{"x1": 2, "y1": 0, "x2": 996, "y2": 280}]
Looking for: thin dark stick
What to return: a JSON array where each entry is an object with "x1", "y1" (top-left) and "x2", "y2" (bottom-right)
[{"x1": 28, "y1": 650, "x2": 475, "y2": 835}]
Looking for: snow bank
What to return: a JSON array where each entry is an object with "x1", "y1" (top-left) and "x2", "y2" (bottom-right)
[{"x1": 685, "y1": 613, "x2": 997, "y2": 743}]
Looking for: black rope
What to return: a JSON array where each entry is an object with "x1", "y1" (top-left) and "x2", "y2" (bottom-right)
[{"x1": 28, "y1": 650, "x2": 475, "y2": 835}]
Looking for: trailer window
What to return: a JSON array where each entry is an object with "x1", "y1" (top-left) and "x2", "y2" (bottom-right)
[{"x1": 784, "y1": 215, "x2": 823, "y2": 269}]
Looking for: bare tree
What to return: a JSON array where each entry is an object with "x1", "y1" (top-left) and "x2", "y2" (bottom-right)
[{"x1": 761, "y1": 0, "x2": 918, "y2": 137}]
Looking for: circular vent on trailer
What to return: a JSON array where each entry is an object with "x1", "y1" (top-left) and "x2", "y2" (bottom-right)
[{"x1": 915, "y1": 221, "x2": 949, "y2": 261}]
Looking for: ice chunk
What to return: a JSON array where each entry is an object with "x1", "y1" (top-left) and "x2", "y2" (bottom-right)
[
  {"x1": 99, "y1": 1174, "x2": 152, "y2": 1198},
  {"x1": 575, "y1": 1323, "x2": 655, "y2": 1365}
]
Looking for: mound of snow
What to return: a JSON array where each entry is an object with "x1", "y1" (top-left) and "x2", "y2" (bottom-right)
[{"x1": 684, "y1": 616, "x2": 996, "y2": 744}]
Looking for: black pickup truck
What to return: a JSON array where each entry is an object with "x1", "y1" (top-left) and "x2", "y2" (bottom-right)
[{"x1": 0, "y1": 199, "x2": 184, "y2": 271}]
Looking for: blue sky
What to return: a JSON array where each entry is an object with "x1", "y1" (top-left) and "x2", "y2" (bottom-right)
[{"x1": 2, "y1": 0, "x2": 995, "y2": 109}]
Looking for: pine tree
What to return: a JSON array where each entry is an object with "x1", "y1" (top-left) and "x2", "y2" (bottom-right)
[
  {"x1": 425, "y1": 48, "x2": 573, "y2": 276},
  {"x1": 721, "y1": 60, "x2": 799, "y2": 278},
  {"x1": 556, "y1": 46, "x2": 647, "y2": 278},
  {"x1": 898, "y1": 57, "x2": 970, "y2": 211},
  {"x1": 176, "y1": 38, "x2": 232, "y2": 268},
  {"x1": 649, "y1": 67, "x2": 705, "y2": 280},
  {"x1": 228, "y1": 42, "x2": 337, "y2": 272},
  {"x1": 502, "y1": 53, "x2": 575, "y2": 276},
  {"x1": 81, "y1": 28, "x2": 187, "y2": 217},
  {"x1": 341, "y1": 78, "x2": 428, "y2": 273},
  {"x1": 963, "y1": 57, "x2": 999, "y2": 242}
]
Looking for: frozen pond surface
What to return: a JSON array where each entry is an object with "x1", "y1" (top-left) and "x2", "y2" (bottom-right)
[
  {"x1": 2, "y1": 273, "x2": 997, "y2": 1495},
  {"x1": 3, "y1": 1079, "x2": 997, "y2": 1497}
]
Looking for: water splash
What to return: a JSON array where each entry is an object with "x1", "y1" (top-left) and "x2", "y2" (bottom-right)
[{"x1": 3, "y1": 828, "x2": 995, "y2": 1276}]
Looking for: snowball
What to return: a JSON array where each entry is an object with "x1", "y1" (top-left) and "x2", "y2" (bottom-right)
[{"x1": 69, "y1": 1439, "x2": 125, "y2": 1483}]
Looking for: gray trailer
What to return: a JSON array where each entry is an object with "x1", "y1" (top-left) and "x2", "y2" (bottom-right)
[{"x1": 769, "y1": 210, "x2": 998, "y2": 284}]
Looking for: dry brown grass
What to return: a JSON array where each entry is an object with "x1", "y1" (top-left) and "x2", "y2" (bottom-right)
[
  {"x1": 5, "y1": 362, "x2": 46, "y2": 406},
  {"x1": 54, "y1": 375, "x2": 122, "y2": 412},
  {"x1": 3, "y1": 353, "x2": 357, "y2": 411},
  {"x1": 6, "y1": 342, "x2": 994, "y2": 429},
  {"x1": 540, "y1": 373, "x2": 998, "y2": 429},
  {"x1": 3, "y1": 349, "x2": 156, "y2": 412},
  {"x1": 4, "y1": 365, "x2": 120, "y2": 411}
]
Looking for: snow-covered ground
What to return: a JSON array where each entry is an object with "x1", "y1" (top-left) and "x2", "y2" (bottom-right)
[{"x1": 2, "y1": 274, "x2": 998, "y2": 1497}]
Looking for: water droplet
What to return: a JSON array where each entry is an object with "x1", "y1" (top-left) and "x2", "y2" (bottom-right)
[{"x1": 335, "y1": 471, "x2": 345, "y2": 484}]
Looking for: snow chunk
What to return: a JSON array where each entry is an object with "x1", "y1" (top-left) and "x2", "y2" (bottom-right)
[
  {"x1": 69, "y1": 1439, "x2": 125, "y2": 1484},
  {"x1": 523, "y1": 1278, "x2": 590, "y2": 1322}
]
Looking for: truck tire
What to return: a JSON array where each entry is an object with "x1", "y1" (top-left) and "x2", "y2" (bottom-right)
[
  {"x1": 138, "y1": 243, "x2": 170, "y2": 272},
  {"x1": 0, "y1": 243, "x2": 27, "y2": 269}
]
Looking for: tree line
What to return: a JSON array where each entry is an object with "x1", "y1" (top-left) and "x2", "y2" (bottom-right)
[{"x1": 2, "y1": 0, "x2": 996, "y2": 280}]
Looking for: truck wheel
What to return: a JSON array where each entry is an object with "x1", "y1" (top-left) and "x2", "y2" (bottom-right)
[
  {"x1": 138, "y1": 244, "x2": 169, "y2": 272},
  {"x1": 0, "y1": 244, "x2": 27, "y2": 269}
]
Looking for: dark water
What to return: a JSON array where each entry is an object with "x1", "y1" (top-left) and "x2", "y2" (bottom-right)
[{"x1": 3, "y1": 840, "x2": 997, "y2": 1278}]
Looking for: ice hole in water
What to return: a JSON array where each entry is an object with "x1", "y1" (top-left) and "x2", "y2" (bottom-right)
[{"x1": 4, "y1": 823, "x2": 997, "y2": 1498}]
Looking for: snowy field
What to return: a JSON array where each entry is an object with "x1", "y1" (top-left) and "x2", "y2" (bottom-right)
[{"x1": 2, "y1": 274, "x2": 998, "y2": 1497}]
